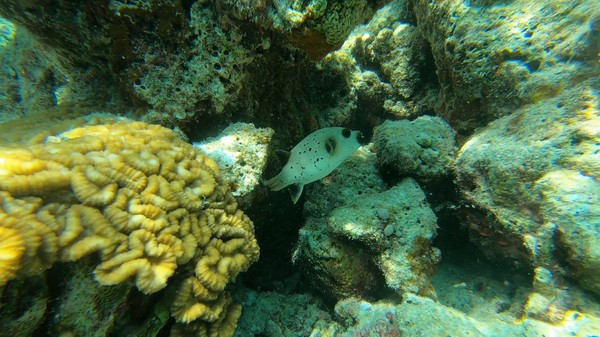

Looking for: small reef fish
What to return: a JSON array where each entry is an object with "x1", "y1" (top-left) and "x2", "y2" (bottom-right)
[{"x1": 266, "y1": 127, "x2": 365, "y2": 204}]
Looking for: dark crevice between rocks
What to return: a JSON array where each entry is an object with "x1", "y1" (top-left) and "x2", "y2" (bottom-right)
[{"x1": 241, "y1": 189, "x2": 306, "y2": 293}]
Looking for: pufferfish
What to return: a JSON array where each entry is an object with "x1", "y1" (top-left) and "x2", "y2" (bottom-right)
[{"x1": 266, "y1": 127, "x2": 365, "y2": 204}]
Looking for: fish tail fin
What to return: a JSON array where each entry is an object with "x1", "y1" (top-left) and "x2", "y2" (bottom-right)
[
  {"x1": 265, "y1": 173, "x2": 287, "y2": 191},
  {"x1": 266, "y1": 173, "x2": 303, "y2": 203},
  {"x1": 288, "y1": 183, "x2": 304, "y2": 204}
]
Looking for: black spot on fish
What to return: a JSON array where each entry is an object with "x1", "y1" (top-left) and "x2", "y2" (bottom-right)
[
  {"x1": 325, "y1": 137, "x2": 336, "y2": 154},
  {"x1": 342, "y1": 128, "x2": 351, "y2": 138}
]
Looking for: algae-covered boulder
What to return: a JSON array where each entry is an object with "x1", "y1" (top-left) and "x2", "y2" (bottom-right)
[
  {"x1": 414, "y1": 0, "x2": 599, "y2": 133},
  {"x1": 0, "y1": 18, "x2": 122, "y2": 122},
  {"x1": 297, "y1": 146, "x2": 387, "y2": 300},
  {"x1": 536, "y1": 171, "x2": 600, "y2": 293},
  {"x1": 414, "y1": 0, "x2": 600, "y2": 297},
  {"x1": 233, "y1": 289, "x2": 333, "y2": 337},
  {"x1": 329, "y1": 294, "x2": 599, "y2": 337},
  {"x1": 373, "y1": 116, "x2": 456, "y2": 183},
  {"x1": 194, "y1": 122, "x2": 274, "y2": 208},
  {"x1": 298, "y1": 176, "x2": 440, "y2": 300},
  {"x1": 326, "y1": 178, "x2": 440, "y2": 296},
  {"x1": 456, "y1": 79, "x2": 600, "y2": 295},
  {"x1": 303, "y1": 145, "x2": 386, "y2": 218},
  {"x1": 317, "y1": 1, "x2": 437, "y2": 128}
]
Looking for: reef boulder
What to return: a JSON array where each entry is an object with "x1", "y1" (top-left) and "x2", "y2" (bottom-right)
[
  {"x1": 456, "y1": 79, "x2": 600, "y2": 295},
  {"x1": 373, "y1": 116, "x2": 457, "y2": 183},
  {"x1": 298, "y1": 157, "x2": 440, "y2": 300}
]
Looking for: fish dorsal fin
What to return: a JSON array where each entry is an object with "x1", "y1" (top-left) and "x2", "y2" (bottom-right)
[
  {"x1": 275, "y1": 149, "x2": 290, "y2": 163},
  {"x1": 288, "y1": 183, "x2": 304, "y2": 204}
]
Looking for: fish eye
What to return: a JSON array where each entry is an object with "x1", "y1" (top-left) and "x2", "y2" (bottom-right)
[{"x1": 342, "y1": 128, "x2": 351, "y2": 138}]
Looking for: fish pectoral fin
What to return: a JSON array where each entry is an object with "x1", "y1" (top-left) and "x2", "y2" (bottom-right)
[{"x1": 288, "y1": 183, "x2": 304, "y2": 204}]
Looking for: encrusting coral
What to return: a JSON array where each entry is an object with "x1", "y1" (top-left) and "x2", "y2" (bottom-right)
[{"x1": 0, "y1": 118, "x2": 259, "y2": 337}]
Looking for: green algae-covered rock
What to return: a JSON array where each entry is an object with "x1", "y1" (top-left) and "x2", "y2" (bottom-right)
[
  {"x1": 373, "y1": 116, "x2": 456, "y2": 183},
  {"x1": 414, "y1": 0, "x2": 599, "y2": 134},
  {"x1": 456, "y1": 79, "x2": 600, "y2": 295},
  {"x1": 298, "y1": 176, "x2": 440, "y2": 300}
]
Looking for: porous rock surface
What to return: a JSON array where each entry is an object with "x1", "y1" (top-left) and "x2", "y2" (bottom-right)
[{"x1": 373, "y1": 115, "x2": 456, "y2": 183}]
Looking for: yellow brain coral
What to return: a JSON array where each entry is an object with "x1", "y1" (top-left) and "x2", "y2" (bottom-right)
[
  {"x1": 0, "y1": 225, "x2": 26, "y2": 286},
  {"x1": 0, "y1": 119, "x2": 259, "y2": 337}
]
